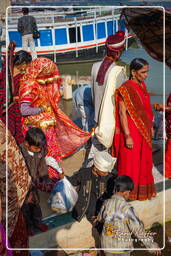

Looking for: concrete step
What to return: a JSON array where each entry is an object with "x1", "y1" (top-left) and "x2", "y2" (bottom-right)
[
  {"x1": 29, "y1": 142, "x2": 171, "y2": 250},
  {"x1": 29, "y1": 186, "x2": 171, "y2": 250}
]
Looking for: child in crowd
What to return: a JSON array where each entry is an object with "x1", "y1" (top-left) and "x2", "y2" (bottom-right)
[
  {"x1": 97, "y1": 175, "x2": 161, "y2": 256},
  {"x1": 21, "y1": 127, "x2": 49, "y2": 236}
]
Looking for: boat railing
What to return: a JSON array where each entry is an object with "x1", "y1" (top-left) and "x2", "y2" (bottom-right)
[
  {"x1": 6, "y1": 6, "x2": 122, "y2": 26},
  {"x1": 3, "y1": 6, "x2": 130, "y2": 60},
  {"x1": 6, "y1": 13, "x2": 121, "y2": 30}
]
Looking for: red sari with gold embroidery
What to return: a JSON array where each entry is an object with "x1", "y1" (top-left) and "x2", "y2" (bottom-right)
[
  {"x1": 113, "y1": 80, "x2": 156, "y2": 200},
  {"x1": 19, "y1": 57, "x2": 91, "y2": 178},
  {"x1": 165, "y1": 93, "x2": 171, "y2": 178}
]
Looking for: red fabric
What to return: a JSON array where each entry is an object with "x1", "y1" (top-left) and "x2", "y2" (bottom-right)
[
  {"x1": 166, "y1": 93, "x2": 171, "y2": 139},
  {"x1": 0, "y1": 60, "x2": 24, "y2": 144},
  {"x1": 113, "y1": 80, "x2": 156, "y2": 200},
  {"x1": 116, "y1": 80, "x2": 153, "y2": 147},
  {"x1": 96, "y1": 56, "x2": 114, "y2": 84},
  {"x1": 10, "y1": 211, "x2": 29, "y2": 256},
  {"x1": 96, "y1": 31, "x2": 125, "y2": 85},
  {"x1": 165, "y1": 140, "x2": 171, "y2": 178},
  {"x1": 106, "y1": 30, "x2": 125, "y2": 52},
  {"x1": 8, "y1": 74, "x2": 25, "y2": 144},
  {"x1": 19, "y1": 57, "x2": 91, "y2": 178},
  {"x1": 165, "y1": 93, "x2": 171, "y2": 178},
  {"x1": 0, "y1": 62, "x2": 6, "y2": 120}
]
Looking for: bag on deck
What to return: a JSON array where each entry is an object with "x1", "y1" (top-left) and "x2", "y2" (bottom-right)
[{"x1": 49, "y1": 176, "x2": 78, "y2": 213}]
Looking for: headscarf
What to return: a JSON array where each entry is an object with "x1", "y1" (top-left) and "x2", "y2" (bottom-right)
[{"x1": 93, "y1": 151, "x2": 117, "y2": 173}]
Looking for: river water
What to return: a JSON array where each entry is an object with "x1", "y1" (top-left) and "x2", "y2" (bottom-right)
[{"x1": 58, "y1": 47, "x2": 171, "y2": 106}]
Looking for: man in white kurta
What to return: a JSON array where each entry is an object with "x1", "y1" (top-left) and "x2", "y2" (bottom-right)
[{"x1": 86, "y1": 31, "x2": 127, "y2": 165}]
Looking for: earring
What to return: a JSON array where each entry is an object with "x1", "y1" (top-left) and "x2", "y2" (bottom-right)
[{"x1": 132, "y1": 74, "x2": 135, "y2": 80}]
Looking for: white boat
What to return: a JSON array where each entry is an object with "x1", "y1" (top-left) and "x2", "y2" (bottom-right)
[{"x1": 3, "y1": 7, "x2": 133, "y2": 63}]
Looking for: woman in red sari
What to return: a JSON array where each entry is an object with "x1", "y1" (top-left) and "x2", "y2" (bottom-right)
[
  {"x1": 113, "y1": 58, "x2": 156, "y2": 200},
  {"x1": 19, "y1": 57, "x2": 91, "y2": 178},
  {"x1": 154, "y1": 93, "x2": 171, "y2": 178}
]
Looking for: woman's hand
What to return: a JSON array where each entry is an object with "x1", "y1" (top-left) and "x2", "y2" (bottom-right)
[
  {"x1": 153, "y1": 104, "x2": 163, "y2": 111},
  {"x1": 58, "y1": 172, "x2": 64, "y2": 180},
  {"x1": 125, "y1": 134, "x2": 134, "y2": 149},
  {"x1": 39, "y1": 106, "x2": 45, "y2": 113}
]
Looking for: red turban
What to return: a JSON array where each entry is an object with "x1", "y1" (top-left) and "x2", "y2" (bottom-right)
[{"x1": 96, "y1": 31, "x2": 125, "y2": 84}]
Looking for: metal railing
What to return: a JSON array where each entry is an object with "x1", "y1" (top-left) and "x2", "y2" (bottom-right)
[{"x1": 7, "y1": 6, "x2": 122, "y2": 25}]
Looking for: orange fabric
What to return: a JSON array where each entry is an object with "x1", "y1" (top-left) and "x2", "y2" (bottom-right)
[
  {"x1": 113, "y1": 80, "x2": 156, "y2": 200},
  {"x1": 19, "y1": 57, "x2": 91, "y2": 178},
  {"x1": 117, "y1": 80, "x2": 153, "y2": 148}
]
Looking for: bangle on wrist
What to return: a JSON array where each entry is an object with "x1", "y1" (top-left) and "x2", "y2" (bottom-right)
[{"x1": 124, "y1": 133, "x2": 131, "y2": 139}]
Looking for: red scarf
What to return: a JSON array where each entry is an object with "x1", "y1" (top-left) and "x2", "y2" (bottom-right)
[
  {"x1": 96, "y1": 56, "x2": 114, "y2": 84},
  {"x1": 115, "y1": 80, "x2": 153, "y2": 148}
]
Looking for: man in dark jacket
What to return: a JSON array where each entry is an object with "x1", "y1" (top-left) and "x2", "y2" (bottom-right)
[
  {"x1": 67, "y1": 151, "x2": 117, "y2": 225},
  {"x1": 17, "y1": 7, "x2": 37, "y2": 59}
]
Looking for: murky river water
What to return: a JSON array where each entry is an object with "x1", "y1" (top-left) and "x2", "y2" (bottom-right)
[
  {"x1": 58, "y1": 48, "x2": 170, "y2": 106},
  {"x1": 57, "y1": 47, "x2": 170, "y2": 121}
]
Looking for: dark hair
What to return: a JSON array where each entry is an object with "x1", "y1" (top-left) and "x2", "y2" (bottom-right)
[
  {"x1": 13, "y1": 50, "x2": 32, "y2": 66},
  {"x1": 114, "y1": 175, "x2": 134, "y2": 193},
  {"x1": 22, "y1": 8, "x2": 29, "y2": 15},
  {"x1": 25, "y1": 127, "x2": 46, "y2": 148},
  {"x1": 106, "y1": 48, "x2": 120, "y2": 59},
  {"x1": 129, "y1": 58, "x2": 149, "y2": 79}
]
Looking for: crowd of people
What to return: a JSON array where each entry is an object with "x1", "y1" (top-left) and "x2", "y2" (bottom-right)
[{"x1": 0, "y1": 8, "x2": 168, "y2": 255}]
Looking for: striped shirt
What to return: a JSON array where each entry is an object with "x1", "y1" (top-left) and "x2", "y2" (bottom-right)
[{"x1": 98, "y1": 194, "x2": 158, "y2": 253}]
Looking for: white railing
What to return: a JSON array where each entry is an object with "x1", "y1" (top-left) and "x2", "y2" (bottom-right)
[
  {"x1": 6, "y1": 14, "x2": 121, "y2": 30},
  {"x1": 7, "y1": 6, "x2": 122, "y2": 25}
]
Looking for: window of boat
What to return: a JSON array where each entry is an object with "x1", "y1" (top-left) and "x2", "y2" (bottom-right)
[
  {"x1": 55, "y1": 28, "x2": 68, "y2": 45},
  {"x1": 9, "y1": 31, "x2": 22, "y2": 47},
  {"x1": 96, "y1": 22, "x2": 106, "y2": 39},
  {"x1": 107, "y1": 20, "x2": 117, "y2": 36},
  {"x1": 69, "y1": 27, "x2": 81, "y2": 43},
  {"x1": 9, "y1": 31, "x2": 39, "y2": 47},
  {"x1": 40, "y1": 30, "x2": 53, "y2": 46},
  {"x1": 82, "y1": 24, "x2": 94, "y2": 41}
]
